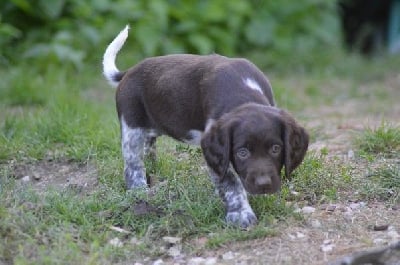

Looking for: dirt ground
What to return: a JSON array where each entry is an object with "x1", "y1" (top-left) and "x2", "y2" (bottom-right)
[{"x1": 9, "y1": 75, "x2": 400, "y2": 265}]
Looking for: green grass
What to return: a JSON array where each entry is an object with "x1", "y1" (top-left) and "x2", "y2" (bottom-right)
[
  {"x1": 355, "y1": 122, "x2": 400, "y2": 157},
  {"x1": 1, "y1": 50, "x2": 400, "y2": 263}
]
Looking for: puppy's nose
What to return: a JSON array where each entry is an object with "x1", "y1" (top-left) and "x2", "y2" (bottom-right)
[{"x1": 255, "y1": 176, "x2": 272, "y2": 186}]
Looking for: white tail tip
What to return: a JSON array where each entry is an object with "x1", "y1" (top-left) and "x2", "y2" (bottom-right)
[{"x1": 102, "y1": 25, "x2": 130, "y2": 88}]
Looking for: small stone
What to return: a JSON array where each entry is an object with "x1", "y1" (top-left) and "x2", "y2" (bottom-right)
[
  {"x1": 311, "y1": 219, "x2": 322, "y2": 228},
  {"x1": 326, "y1": 205, "x2": 337, "y2": 212},
  {"x1": 21, "y1": 175, "x2": 31, "y2": 182},
  {"x1": 222, "y1": 251, "x2": 235, "y2": 260},
  {"x1": 387, "y1": 230, "x2": 400, "y2": 240},
  {"x1": 301, "y1": 206, "x2": 316, "y2": 214},
  {"x1": 167, "y1": 245, "x2": 181, "y2": 257},
  {"x1": 373, "y1": 238, "x2": 387, "y2": 245},
  {"x1": 343, "y1": 211, "x2": 354, "y2": 222},
  {"x1": 108, "y1": 237, "x2": 123, "y2": 247},
  {"x1": 347, "y1": 149, "x2": 354, "y2": 159},
  {"x1": 373, "y1": 224, "x2": 389, "y2": 231},
  {"x1": 296, "y1": 232, "x2": 306, "y2": 238},
  {"x1": 319, "y1": 204, "x2": 328, "y2": 210},
  {"x1": 349, "y1": 203, "x2": 361, "y2": 210},
  {"x1": 188, "y1": 257, "x2": 206, "y2": 265},
  {"x1": 163, "y1": 236, "x2": 181, "y2": 245},
  {"x1": 152, "y1": 259, "x2": 164, "y2": 265},
  {"x1": 320, "y1": 239, "x2": 335, "y2": 252},
  {"x1": 130, "y1": 237, "x2": 141, "y2": 245},
  {"x1": 204, "y1": 257, "x2": 217, "y2": 265},
  {"x1": 33, "y1": 174, "x2": 41, "y2": 180}
]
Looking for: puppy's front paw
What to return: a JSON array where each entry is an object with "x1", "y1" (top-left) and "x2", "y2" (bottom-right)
[{"x1": 226, "y1": 208, "x2": 258, "y2": 228}]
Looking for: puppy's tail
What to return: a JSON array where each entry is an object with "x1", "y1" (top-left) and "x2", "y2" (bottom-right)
[{"x1": 102, "y1": 25, "x2": 130, "y2": 88}]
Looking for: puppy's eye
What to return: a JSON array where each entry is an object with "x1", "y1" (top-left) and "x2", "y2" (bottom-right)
[
  {"x1": 271, "y1": 145, "x2": 281, "y2": 154},
  {"x1": 236, "y1": 148, "x2": 250, "y2": 159}
]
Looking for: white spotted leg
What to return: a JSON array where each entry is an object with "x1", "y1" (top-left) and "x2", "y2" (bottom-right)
[
  {"x1": 120, "y1": 117, "x2": 147, "y2": 189},
  {"x1": 208, "y1": 167, "x2": 257, "y2": 228}
]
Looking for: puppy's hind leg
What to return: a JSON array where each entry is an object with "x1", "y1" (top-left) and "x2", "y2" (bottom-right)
[{"x1": 120, "y1": 117, "x2": 147, "y2": 189}]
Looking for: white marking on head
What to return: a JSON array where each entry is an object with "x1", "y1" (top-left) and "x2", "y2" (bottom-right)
[{"x1": 243, "y1": 78, "x2": 263, "y2": 94}]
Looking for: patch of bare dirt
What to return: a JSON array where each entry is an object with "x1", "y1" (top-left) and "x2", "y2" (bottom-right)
[{"x1": 7, "y1": 159, "x2": 98, "y2": 194}]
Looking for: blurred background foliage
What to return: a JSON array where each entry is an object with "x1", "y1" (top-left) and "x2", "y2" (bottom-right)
[{"x1": 0, "y1": 0, "x2": 340, "y2": 69}]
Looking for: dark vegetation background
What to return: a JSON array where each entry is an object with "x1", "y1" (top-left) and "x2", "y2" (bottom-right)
[{"x1": 0, "y1": 0, "x2": 386, "y2": 71}]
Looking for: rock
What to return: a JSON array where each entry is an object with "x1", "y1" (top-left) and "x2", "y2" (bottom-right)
[
  {"x1": 187, "y1": 257, "x2": 217, "y2": 265},
  {"x1": 152, "y1": 259, "x2": 164, "y2": 265},
  {"x1": 222, "y1": 251, "x2": 236, "y2": 260},
  {"x1": 326, "y1": 205, "x2": 337, "y2": 212},
  {"x1": 301, "y1": 206, "x2": 316, "y2": 214},
  {"x1": 109, "y1": 225, "x2": 131, "y2": 234},
  {"x1": 387, "y1": 228, "x2": 400, "y2": 240},
  {"x1": 320, "y1": 239, "x2": 335, "y2": 252},
  {"x1": 343, "y1": 211, "x2": 354, "y2": 222},
  {"x1": 21, "y1": 175, "x2": 31, "y2": 182},
  {"x1": 347, "y1": 149, "x2": 355, "y2": 159},
  {"x1": 163, "y1": 236, "x2": 182, "y2": 245},
  {"x1": 311, "y1": 219, "x2": 322, "y2": 228},
  {"x1": 188, "y1": 257, "x2": 206, "y2": 265},
  {"x1": 373, "y1": 224, "x2": 389, "y2": 231},
  {"x1": 204, "y1": 257, "x2": 217, "y2": 265},
  {"x1": 167, "y1": 245, "x2": 181, "y2": 257},
  {"x1": 108, "y1": 237, "x2": 123, "y2": 247},
  {"x1": 130, "y1": 237, "x2": 142, "y2": 245}
]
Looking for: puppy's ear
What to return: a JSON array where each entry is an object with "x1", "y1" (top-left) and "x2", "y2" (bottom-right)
[
  {"x1": 201, "y1": 121, "x2": 231, "y2": 178},
  {"x1": 282, "y1": 112, "x2": 309, "y2": 180}
]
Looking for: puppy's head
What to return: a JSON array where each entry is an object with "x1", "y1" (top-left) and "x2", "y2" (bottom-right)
[{"x1": 201, "y1": 104, "x2": 308, "y2": 194}]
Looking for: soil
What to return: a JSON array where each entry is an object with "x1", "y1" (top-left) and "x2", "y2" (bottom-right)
[{"x1": 7, "y1": 74, "x2": 400, "y2": 265}]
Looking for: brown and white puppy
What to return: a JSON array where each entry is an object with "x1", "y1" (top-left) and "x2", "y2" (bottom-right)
[{"x1": 102, "y1": 26, "x2": 309, "y2": 228}]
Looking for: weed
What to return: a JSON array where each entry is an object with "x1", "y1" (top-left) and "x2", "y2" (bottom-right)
[
  {"x1": 355, "y1": 122, "x2": 400, "y2": 157},
  {"x1": 359, "y1": 163, "x2": 400, "y2": 204}
]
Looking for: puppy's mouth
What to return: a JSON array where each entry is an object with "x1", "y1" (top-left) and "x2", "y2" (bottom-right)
[{"x1": 241, "y1": 175, "x2": 281, "y2": 194}]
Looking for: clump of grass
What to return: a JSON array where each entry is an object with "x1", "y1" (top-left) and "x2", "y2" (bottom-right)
[
  {"x1": 355, "y1": 122, "x2": 400, "y2": 157},
  {"x1": 289, "y1": 151, "x2": 354, "y2": 203},
  {"x1": 359, "y1": 163, "x2": 400, "y2": 204}
]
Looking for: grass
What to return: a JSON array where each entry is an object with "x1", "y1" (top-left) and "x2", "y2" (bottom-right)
[
  {"x1": 1, "y1": 50, "x2": 400, "y2": 263},
  {"x1": 355, "y1": 122, "x2": 400, "y2": 157}
]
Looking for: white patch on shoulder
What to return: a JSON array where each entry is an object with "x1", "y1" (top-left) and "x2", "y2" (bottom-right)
[
  {"x1": 184, "y1": 130, "x2": 203, "y2": 145},
  {"x1": 243, "y1": 78, "x2": 263, "y2": 94}
]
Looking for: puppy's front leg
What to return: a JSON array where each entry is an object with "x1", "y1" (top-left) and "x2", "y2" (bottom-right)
[
  {"x1": 121, "y1": 118, "x2": 147, "y2": 189},
  {"x1": 209, "y1": 168, "x2": 257, "y2": 228}
]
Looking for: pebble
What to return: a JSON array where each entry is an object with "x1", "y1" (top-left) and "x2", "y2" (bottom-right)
[
  {"x1": 301, "y1": 206, "x2": 316, "y2": 214},
  {"x1": 108, "y1": 237, "x2": 123, "y2": 248},
  {"x1": 222, "y1": 251, "x2": 236, "y2": 260},
  {"x1": 188, "y1": 257, "x2": 206, "y2": 265},
  {"x1": 373, "y1": 224, "x2": 389, "y2": 231},
  {"x1": 311, "y1": 219, "x2": 322, "y2": 228},
  {"x1": 343, "y1": 211, "x2": 354, "y2": 222},
  {"x1": 167, "y1": 246, "x2": 181, "y2": 257},
  {"x1": 21, "y1": 175, "x2": 31, "y2": 182},
  {"x1": 347, "y1": 149, "x2": 355, "y2": 159},
  {"x1": 320, "y1": 239, "x2": 335, "y2": 252},
  {"x1": 163, "y1": 236, "x2": 182, "y2": 245},
  {"x1": 326, "y1": 205, "x2": 337, "y2": 212},
  {"x1": 387, "y1": 230, "x2": 400, "y2": 240},
  {"x1": 188, "y1": 257, "x2": 217, "y2": 265},
  {"x1": 152, "y1": 259, "x2": 164, "y2": 265}
]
